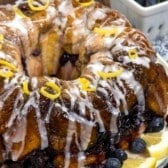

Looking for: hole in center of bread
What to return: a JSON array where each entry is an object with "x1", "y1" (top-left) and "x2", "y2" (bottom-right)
[{"x1": 26, "y1": 50, "x2": 80, "y2": 81}]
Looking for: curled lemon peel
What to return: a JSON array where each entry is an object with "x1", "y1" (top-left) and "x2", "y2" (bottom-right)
[
  {"x1": 40, "y1": 82, "x2": 61, "y2": 100},
  {"x1": 98, "y1": 68, "x2": 123, "y2": 79},
  {"x1": 0, "y1": 70, "x2": 14, "y2": 78},
  {"x1": 13, "y1": 5, "x2": 28, "y2": 18},
  {"x1": 28, "y1": 0, "x2": 49, "y2": 11},
  {"x1": 76, "y1": 0, "x2": 94, "y2": 7},
  {"x1": 79, "y1": 78, "x2": 95, "y2": 92},
  {"x1": 0, "y1": 34, "x2": 4, "y2": 50},
  {"x1": 22, "y1": 81, "x2": 31, "y2": 95},
  {"x1": 0, "y1": 59, "x2": 17, "y2": 72},
  {"x1": 94, "y1": 27, "x2": 118, "y2": 36},
  {"x1": 128, "y1": 49, "x2": 138, "y2": 59}
]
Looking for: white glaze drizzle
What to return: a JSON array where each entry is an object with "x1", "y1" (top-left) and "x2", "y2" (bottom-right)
[{"x1": 0, "y1": 0, "x2": 156, "y2": 167}]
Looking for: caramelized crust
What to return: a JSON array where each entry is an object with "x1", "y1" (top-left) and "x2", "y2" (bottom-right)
[{"x1": 0, "y1": 0, "x2": 167, "y2": 167}]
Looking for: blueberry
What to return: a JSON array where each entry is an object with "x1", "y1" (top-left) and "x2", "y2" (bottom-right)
[
  {"x1": 69, "y1": 54, "x2": 78, "y2": 66},
  {"x1": 32, "y1": 48, "x2": 41, "y2": 57},
  {"x1": 146, "y1": 117, "x2": 164, "y2": 133},
  {"x1": 145, "y1": 0, "x2": 157, "y2": 6},
  {"x1": 113, "y1": 149, "x2": 128, "y2": 162},
  {"x1": 134, "y1": 0, "x2": 146, "y2": 6},
  {"x1": 18, "y1": 3, "x2": 29, "y2": 12},
  {"x1": 130, "y1": 138, "x2": 146, "y2": 153},
  {"x1": 105, "y1": 158, "x2": 121, "y2": 168},
  {"x1": 59, "y1": 52, "x2": 70, "y2": 66},
  {"x1": 106, "y1": 145, "x2": 116, "y2": 158},
  {"x1": 60, "y1": 53, "x2": 78, "y2": 66}
]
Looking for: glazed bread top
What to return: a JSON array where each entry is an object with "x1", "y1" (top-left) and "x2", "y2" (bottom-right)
[{"x1": 0, "y1": 0, "x2": 167, "y2": 167}]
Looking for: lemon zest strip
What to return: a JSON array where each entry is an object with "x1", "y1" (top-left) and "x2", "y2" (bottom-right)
[
  {"x1": 76, "y1": 0, "x2": 93, "y2": 7},
  {"x1": 28, "y1": 0, "x2": 49, "y2": 11},
  {"x1": 22, "y1": 81, "x2": 31, "y2": 95},
  {"x1": 94, "y1": 27, "x2": 118, "y2": 36},
  {"x1": 0, "y1": 59, "x2": 17, "y2": 71},
  {"x1": 79, "y1": 77, "x2": 95, "y2": 92},
  {"x1": 128, "y1": 49, "x2": 138, "y2": 59},
  {"x1": 40, "y1": 82, "x2": 61, "y2": 100},
  {"x1": 0, "y1": 70, "x2": 14, "y2": 78},
  {"x1": 98, "y1": 68, "x2": 123, "y2": 79},
  {"x1": 13, "y1": 5, "x2": 28, "y2": 18},
  {"x1": 0, "y1": 34, "x2": 4, "y2": 50}
]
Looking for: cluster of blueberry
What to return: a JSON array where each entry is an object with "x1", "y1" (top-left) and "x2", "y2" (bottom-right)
[
  {"x1": 60, "y1": 52, "x2": 79, "y2": 66},
  {"x1": 2, "y1": 147, "x2": 56, "y2": 168},
  {"x1": 100, "y1": 148, "x2": 126, "y2": 168},
  {"x1": 1, "y1": 114, "x2": 166, "y2": 168},
  {"x1": 104, "y1": 115, "x2": 165, "y2": 168},
  {"x1": 135, "y1": 0, "x2": 167, "y2": 6}
]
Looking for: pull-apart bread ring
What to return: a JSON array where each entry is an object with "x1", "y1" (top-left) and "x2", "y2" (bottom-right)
[{"x1": 0, "y1": 0, "x2": 167, "y2": 167}]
